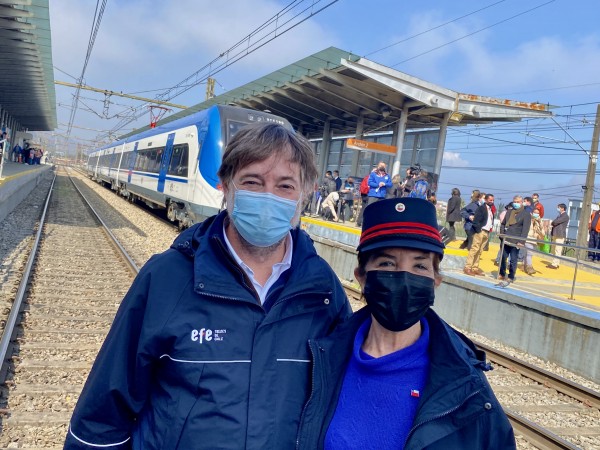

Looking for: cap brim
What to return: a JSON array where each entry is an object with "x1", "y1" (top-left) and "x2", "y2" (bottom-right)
[{"x1": 358, "y1": 238, "x2": 444, "y2": 258}]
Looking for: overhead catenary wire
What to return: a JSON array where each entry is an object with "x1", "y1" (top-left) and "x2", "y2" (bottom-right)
[
  {"x1": 101, "y1": 0, "x2": 339, "y2": 140},
  {"x1": 65, "y1": 0, "x2": 109, "y2": 140}
]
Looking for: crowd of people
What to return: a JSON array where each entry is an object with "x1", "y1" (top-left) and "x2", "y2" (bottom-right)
[
  {"x1": 64, "y1": 123, "x2": 516, "y2": 449},
  {"x1": 304, "y1": 161, "x2": 435, "y2": 227},
  {"x1": 445, "y1": 188, "x2": 600, "y2": 281},
  {"x1": 9, "y1": 141, "x2": 44, "y2": 165}
]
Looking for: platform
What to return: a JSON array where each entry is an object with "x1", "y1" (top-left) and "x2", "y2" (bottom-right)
[
  {"x1": 300, "y1": 215, "x2": 600, "y2": 310},
  {"x1": 0, "y1": 161, "x2": 53, "y2": 222}
]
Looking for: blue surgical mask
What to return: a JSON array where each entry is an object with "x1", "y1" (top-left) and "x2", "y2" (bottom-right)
[
  {"x1": 533, "y1": 213, "x2": 540, "y2": 219},
  {"x1": 513, "y1": 202, "x2": 522, "y2": 209},
  {"x1": 230, "y1": 186, "x2": 299, "y2": 247}
]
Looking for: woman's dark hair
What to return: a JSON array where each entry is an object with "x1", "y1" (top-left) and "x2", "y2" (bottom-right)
[{"x1": 451, "y1": 187, "x2": 461, "y2": 196}]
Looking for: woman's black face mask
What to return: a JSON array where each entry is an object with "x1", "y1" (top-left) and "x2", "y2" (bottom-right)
[{"x1": 363, "y1": 271, "x2": 435, "y2": 332}]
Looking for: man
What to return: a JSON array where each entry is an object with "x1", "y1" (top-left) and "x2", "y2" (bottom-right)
[
  {"x1": 548, "y1": 203, "x2": 569, "y2": 269},
  {"x1": 315, "y1": 171, "x2": 337, "y2": 216},
  {"x1": 523, "y1": 196, "x2": 534, "y2": 213},
  {"x1": 463, "y1": 194, "x2": 495, "y2": 276},
  {"x1": 498, "y1": 195, "x2": 532, "y2": 283},
  {"x1": 333, "y1": 170, "x2": 342, "y2": 191},
  {"x1": 588, "y1": 204, "x2": 600, "y2": 262},
  {"x1": 355, "y1": 166, "x2": 376, "y2": 227},
  {"x1": 532, "y1": 193, "x2": 544, "y2": 218},
  {"x1": 64, "y1": 123, "x2": 351, "y2": 449}
]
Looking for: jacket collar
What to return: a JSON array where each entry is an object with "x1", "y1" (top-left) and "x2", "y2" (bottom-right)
[{"x1": 171, "y1": 211, "x2": 334, "y2": 306}]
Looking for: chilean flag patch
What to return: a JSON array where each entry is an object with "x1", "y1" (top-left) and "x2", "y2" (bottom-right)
[{"x1": 410, "y1": 389, "x2": 420, "y2": 398}]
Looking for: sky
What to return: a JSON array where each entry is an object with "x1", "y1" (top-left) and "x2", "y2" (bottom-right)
[{"x1": 45, "y1": 0, "x2": 600, "y2": 208}]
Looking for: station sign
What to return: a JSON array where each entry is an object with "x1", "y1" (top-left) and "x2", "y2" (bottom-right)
[{"x1": 346, "y1": 138, "x2": 397, "y2": 155}]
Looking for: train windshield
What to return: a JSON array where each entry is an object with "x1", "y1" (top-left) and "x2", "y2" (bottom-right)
[{"x1": 226, "y1": 120, "x2": 248, "y2": 143}]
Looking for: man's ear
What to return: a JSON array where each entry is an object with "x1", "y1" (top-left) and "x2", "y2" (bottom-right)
[{"x1": 354, "y1": 267, "x2": 366, "y2": 288}]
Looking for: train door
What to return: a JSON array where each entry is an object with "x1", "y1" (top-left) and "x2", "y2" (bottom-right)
[
  {"x1": 128, "y1": 142, "x2": 139, "y2": 183},
  {"x1": 108, "y1": 148, "x2": 117, "y2": 177},
  {"x1": 157, "y1": 133, "x2": 175, "y2": 193}
]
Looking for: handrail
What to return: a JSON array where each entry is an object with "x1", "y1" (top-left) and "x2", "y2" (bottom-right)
[{"x1": 496, "y1": 232, "x2": 598, "y2": 300}]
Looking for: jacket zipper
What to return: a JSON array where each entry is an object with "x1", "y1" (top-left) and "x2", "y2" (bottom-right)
[
  {"x1": 404, "y1": 387, "x2": 484, "y2": 448},
  {"x1": 296, "y1": 340, "x2": 319, "y2": 450}
]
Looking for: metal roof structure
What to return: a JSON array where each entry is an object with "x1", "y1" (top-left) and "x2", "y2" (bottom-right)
[
  {"x1": 0, "y1": 0, "x2": 56, "y2": 130},
  {"x1": 152, "y1": 46, "x2": 551, "y2": 139}
]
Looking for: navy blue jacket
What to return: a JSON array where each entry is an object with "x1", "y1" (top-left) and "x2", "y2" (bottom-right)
[
  {"x1": 64, "y1": 211, "x2": 351, "y2": 450},
  {"x1": 296, "y1": 308, "x2": 516, "y2": 450}
]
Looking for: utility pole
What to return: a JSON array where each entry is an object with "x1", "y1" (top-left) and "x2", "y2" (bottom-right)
[
  {"x1": 206, "y1": 77, "x2": 216, "y2": 100},
  {"x1": 576, "y1": 103, "x2": 600, "y2": 258}
]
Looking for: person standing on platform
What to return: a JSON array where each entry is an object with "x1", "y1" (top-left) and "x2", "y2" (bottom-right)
[
  {"x1": 498, "y1": 195, "x2": 531, "y2": 283},
  {"x1": 459, "y1": 190, "x2": 482, "y2": 250},
  {"x1": 524, "y1": 207, "x2": 544, "y2": 274},
  {"x1": 532, "y1": 193, "x2": 545, "y2": 218},
  {"x1": 588, "y1": 205, "x2": 600, "y2": 262},
  {"x1": 333, "y1": 170, "x2": 342, "y2": 191},
  {"x1": 296, "y1": 198, "x2": 515, "y2": 450},
  {"x1": 355, "y1": 167, "x2": 375, "y2": 227},
  {"x1": 445, "y1": 187, "x2": 462, "y2": 242},
  {"x1": 548, "y1": 203, "x2": 569, "y2": 269},
  {"x1": 357, "y1": 164, "x2": 390, "y2": 227},
  {"x1": 64, "y1": 123, "x2": 351, "y2": 450},
  {"x1": 463, "y1": 194, "x2": 494, "y2": 276}
]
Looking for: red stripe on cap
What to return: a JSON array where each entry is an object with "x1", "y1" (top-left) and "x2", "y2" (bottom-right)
[{"x1": 360, "y1": 221, "x2": 441, "y2": 245}]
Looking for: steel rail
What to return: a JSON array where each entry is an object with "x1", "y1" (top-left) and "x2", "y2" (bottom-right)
[
  {"x1": 0, "y1": 173, "x2": 57, "y2": 385},
  {"x1": 67, "y1": 168, "x2": 140, "y2": 276},
  {"x1": 505, "y1": 409, "x2": 581, "y2": 450},
  {"x1": 478, "y1": 341, "x2": 600, "y2": 409}
]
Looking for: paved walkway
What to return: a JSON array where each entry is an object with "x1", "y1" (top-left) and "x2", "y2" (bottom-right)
[
  {"x1": 301, "y1": 215, "x2": 600, "y2": 311},
  {"x1": 0, "y1": 160, "x2": 48, "y2": 186}
]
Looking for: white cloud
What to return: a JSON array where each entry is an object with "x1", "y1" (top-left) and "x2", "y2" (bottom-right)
[{"x1": 442, "y1": 151, "x2": 469, "y2": 167}]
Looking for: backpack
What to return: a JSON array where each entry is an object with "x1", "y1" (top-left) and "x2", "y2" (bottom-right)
[
  {"x1": 359, "y1": 175, "x2": 370, "y2": 195},
  {"x1": 409, "y1": 179, "x2": 428, "y2": 199}
]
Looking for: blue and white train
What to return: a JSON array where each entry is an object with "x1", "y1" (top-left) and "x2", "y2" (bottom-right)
[{"x1": 86, "y1": 105, "x2": 291, "y2": 229}]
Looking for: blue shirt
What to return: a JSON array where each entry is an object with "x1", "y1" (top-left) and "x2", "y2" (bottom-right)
[{"x1": 325, "y1": 318, "x2": 430, "y2": 449}]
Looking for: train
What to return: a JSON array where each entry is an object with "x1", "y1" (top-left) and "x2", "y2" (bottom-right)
[{"x1": 86, "y1": 105, "x2": 291, "y2": 229}]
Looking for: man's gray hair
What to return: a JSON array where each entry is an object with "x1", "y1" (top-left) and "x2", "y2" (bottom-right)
[{"x1": 217, "y1": 123, "x2": 318, "y2": 196}]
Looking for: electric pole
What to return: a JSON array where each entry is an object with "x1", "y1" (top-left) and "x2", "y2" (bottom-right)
[{"x1": 576, "y1": 103, "x2": 600, "y2": 258}]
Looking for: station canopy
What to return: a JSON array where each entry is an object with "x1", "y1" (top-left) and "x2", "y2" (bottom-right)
[
  {"x1": 157, "y1": 47, "x2": 551, "y2": 139},
  {"x1": 0, "y1": 0, "x2": 56, "y2": 130}
]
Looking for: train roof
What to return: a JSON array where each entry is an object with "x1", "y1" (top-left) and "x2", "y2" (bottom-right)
[{"x1": 93, "y1": 106, "x2": 219, "y2": 152}]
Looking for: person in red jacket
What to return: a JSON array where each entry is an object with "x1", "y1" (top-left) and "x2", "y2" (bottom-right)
[
  {"x1": 532, "y1": 193, "x2": 545, "y2": 218},
  {"x1": 588, "y1": 205, "x2": 600, "y2": 262}
]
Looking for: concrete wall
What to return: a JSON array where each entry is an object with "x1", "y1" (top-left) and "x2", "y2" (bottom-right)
[
  {"x1": 0, "y1": 166, "x2": 52, "y2": 223},
  {"x1": 309, "y1": 231, "x2": 600, "y2": 382}
]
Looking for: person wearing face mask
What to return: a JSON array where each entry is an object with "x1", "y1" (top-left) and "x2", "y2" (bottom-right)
[
  {"x1": 498, "y1": 195, "x2": 532, "y2": 283},
  {"x1": 367, "y1": 161, "x2": 393, "y2": 203},
  {"x1": 548, "y1": 203, "x2": 569, "y2": 269},
  {"x1": 64, "y1": 123, "x2": 352, "y2": 450},
  {"x1": 524, "y1": 208, "x2": 545, "y2": 275},
  {"x1": 296, "y1": 198, "x2": 515, "y2": 450}
]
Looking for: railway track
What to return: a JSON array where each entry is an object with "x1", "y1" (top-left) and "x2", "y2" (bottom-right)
[
  {"x1": 0, "y1": 168, "x2": 139, "y2": 448},
  {"x1": 342, "y1": 284, "x2": 600, "y2": 449}
]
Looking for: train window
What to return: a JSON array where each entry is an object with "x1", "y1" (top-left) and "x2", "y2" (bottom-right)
[{"x1": 168, "y1": 144, "x2": 189, "y2": 176}]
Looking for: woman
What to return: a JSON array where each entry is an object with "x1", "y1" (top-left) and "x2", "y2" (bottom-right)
[
  {"x1": 445, "y1": 187, "x2": 462, "y2": 242},
  {"x1": 297, "y1": 198, "x2": 515, "y2": 449},
  {"x1": 524, "y1": 207, "x2": 544, "y2": 274}
]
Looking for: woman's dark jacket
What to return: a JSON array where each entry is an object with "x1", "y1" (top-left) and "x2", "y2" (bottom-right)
[
  {"x1": 296, "y1": 307, "x2": 516, "y2": 450},
  {"x1": 446, "y1": 195, "x2": 462, "y2": 222}
]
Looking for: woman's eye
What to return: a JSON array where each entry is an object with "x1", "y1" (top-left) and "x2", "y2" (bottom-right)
[
  {"x1": 415, "y1": 263, "x2": 429, "y2": 270},
  {"x1": 377, "y1": 261, "x2": 394, "y2": 268}
]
